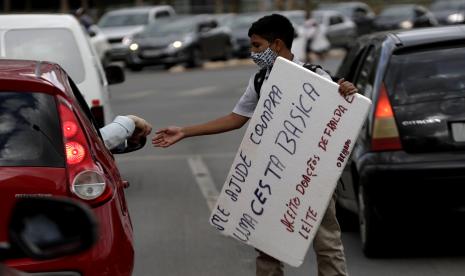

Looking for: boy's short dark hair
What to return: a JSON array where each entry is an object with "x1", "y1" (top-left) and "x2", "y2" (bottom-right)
[{"x1": 248, "y1": 14, "x2": 294, "y2": 49}]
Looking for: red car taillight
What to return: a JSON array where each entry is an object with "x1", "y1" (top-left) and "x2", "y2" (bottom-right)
[
  {"x1": 65, "y1": 142, "x2": 86, "y2": 164},
  {"x1": 58, "y1": 97, "x2": 112, "y2": 205},
  {"x1": 371, "y1": 83, "x2": 402, "y2": 151}
]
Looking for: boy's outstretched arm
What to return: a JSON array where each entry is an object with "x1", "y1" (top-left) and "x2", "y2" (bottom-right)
[{"x1": 152, "y1": 113, "x2": 249, "y2": 148}]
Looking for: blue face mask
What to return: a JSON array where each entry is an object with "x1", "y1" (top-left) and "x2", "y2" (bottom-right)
[{"x1": 251, "y1": 47, "x2": 278, "y2": 69}]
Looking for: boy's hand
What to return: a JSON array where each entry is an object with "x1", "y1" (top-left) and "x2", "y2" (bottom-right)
[
  {"x1": 152, "y1": 126, "x2": 185, "y2": 148},
  {"x1": 337, "y1": 78, "x2": 358, "y2": 97}
]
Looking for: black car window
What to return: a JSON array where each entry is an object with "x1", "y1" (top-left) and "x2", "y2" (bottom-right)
[
  {"x1": 414, "y1": 7, "x2": 426, "y2": 17},
  {"x1": 210, "y1": 20, "x2": 219, "y2": 28},
  {"x1": 145, "y1": 18, "x2": 196, "y2": 36},
  {"x1": 99, "y1": 12, "x2": 149, "y2": 27},
  {"x1": 354, "y1": 7, "x2": 368, "y2": 16},
  {"x1": 354, "y1": 46, "x2": 376, "y2": 99},
  {"x1": 329, "y1": 16, "x2": 344, "y2": 25},
  {"x1": 385, "y1": 45, "x2": 465, "y2": 105},
  {"x1": 380, "y1": 6, "x2": 412, "y2": 19},
  {"x1": 198, "y1": 20, "x2": 218, "y2": 32},
  {"x1": 0, "y1": 92, "x2": 64, "y2": 167},
  {"x1": 336, "y1": 42, "x2": 366, "y2": 82},
  {"x1": 155, "y1": 11, "x2": 171, "y2": 19}
]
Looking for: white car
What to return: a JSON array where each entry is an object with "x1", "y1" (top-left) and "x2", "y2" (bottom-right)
[
  {"x1": 0, "y1": 14, "x2": 125, "y2": 127},
  {"x1": 310, "y1": 10, "x2": 357, "y2": 49},
  {"x1": 98, "y1": 5, "x2": 176, "y2": 61}
]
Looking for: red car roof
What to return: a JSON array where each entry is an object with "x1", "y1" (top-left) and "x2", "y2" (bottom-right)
[{"x1": 0, "y1": 59, "x2": 70, "y2": 95}]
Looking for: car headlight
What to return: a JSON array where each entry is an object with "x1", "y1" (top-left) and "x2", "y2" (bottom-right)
[
  {"x1": 167, "y1": 34, "x2": 195, "y2": 52},
  {"x1": 399, "y1": 20, "x2": 413, "y2": 29},
  {"x1": 165, "y1": 41, "x2": 183, "y2": 53},
  {"x1": 447, "y1": 13, "x2": 465, "y2": 23},
  {"x1": 129, "y1": 43, "x2": 139, "y2": 51},
  {"x1": 172, "y1": 41, "x2": 183, "y2": 48}
]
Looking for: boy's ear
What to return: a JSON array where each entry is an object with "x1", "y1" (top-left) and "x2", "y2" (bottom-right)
[{"x1": 274, "y1": 39, "x2": 288, "y2": 53}]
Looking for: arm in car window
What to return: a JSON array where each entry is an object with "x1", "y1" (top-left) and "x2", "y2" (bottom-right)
[
  {"x1": 67, "y1": 77, "x2": 152, "y2": 151},
  {"x1": 100, "y1": 115, "x2": 152, "y2": 150}
]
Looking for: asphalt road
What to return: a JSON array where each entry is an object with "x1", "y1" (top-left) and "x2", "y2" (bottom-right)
[{"x1": 110, "y1": 58, "x2": 465, "y2": 276}]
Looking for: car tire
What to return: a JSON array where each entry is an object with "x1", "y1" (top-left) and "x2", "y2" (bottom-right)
[
  {"x1": 220, "y1": 44, "x2": 233, "y2": 61},
  {"x1": 186, "y1": 48, "x2": 203, "y2": 68},
  {"x1": 358, "y1": 185, "x2": 383, "y2": 257},
  {"x1": 336, "y1": 201, "x2": 358, "y2": 232},
  {"x1": 128, "y1": 64, "x2": 143, "y2": 72},
  {"x1": 163, "y1": 63, "x2": 175, "y2": 70}
]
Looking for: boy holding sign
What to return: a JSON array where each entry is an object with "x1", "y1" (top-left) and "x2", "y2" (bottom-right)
[{"x1": 153, "y1": 14, "x2": 356, "y2": 276}]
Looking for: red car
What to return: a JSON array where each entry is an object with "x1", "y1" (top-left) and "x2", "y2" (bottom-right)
[{"x1": 0, "y1": 60, "x2": 134, "y2": 275}]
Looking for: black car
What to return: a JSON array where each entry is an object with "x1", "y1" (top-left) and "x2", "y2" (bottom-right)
[
  {"x1": 430, "y1": 0, "x2": 465, "y2": 25},
  {"x1": 374, "y1": 4, "x2": 438, "y2": 31},
  {"x1": 125, "y1": 15, "x2": 233, "y2": 71},
  {"x1": 335, "y1": 25, "x2": 465, "y2": 256}
]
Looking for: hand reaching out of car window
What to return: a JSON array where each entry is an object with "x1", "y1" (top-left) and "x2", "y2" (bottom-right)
[{"x1": 127, "y1": 115, "x2": 152, "y2": 144}]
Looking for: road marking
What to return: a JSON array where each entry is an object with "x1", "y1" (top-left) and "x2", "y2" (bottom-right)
[
  {"x1": 115, "y1": 152, "x2": 235, "y2": 162},
  {"x1": 187, "y1": 155, "x2": 219, "y2": 212}
]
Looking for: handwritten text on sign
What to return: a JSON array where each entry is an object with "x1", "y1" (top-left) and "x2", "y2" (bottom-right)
[{"x1": 209, "y1": 57, "x2": 371, "y2": 267}]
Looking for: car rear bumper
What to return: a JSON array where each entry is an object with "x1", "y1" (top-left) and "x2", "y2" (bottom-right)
[{"x1": 358, "y1": 151, "x2": 465, "y2": 221}]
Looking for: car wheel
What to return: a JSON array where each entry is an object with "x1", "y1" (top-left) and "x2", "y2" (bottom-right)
[
  {"x1": 128, "y1": 64, "x2": 143, "y2": 72},
  {"x1": 358, "y1": 185, "x2": 383, "y2": 257},
  {"x1": 336, "y1": 201, "x2": 358, "y2": 232},
  {"x1": 220, "y1": 44, "x2": 233, "y2": 61},
  {"x1": 163, "y1": 63, "x2": 175, "y2": 70},
  {"x1": 186, "y1": 48, "x2": 203, "y2": 68}
]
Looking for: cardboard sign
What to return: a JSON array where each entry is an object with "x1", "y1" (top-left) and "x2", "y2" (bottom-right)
[{"x1": 209, "y1": 57, "x2": 371, "y2": 267}]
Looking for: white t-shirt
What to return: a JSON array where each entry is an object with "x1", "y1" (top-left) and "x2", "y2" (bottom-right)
[{"x1": 233, "y1": 57, "x2": 332, "y2": 118}]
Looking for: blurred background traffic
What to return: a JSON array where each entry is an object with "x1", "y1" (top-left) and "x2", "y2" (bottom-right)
[
  {"x1": 1, "y1": 0, "x2": 463, "y2": 71},
  {"x1": 1, "y1": 1, "x2": 465, "y2": 276}
]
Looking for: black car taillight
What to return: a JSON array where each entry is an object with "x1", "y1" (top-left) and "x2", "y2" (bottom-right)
[
  {"x1": 58, "y1": 97, "x2": 113, "y2": 206},
  {"x1": 371, "y1": 83, "x2": 402, "y2": 151}
]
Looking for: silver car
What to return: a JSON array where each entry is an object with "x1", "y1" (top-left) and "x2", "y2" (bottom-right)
[
  {"x1": 98, "y1": 5, "x2": 175, "y2": 61},
  {"x1": 311, "y1": 10, "x2": 357, "y2": 49}
]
